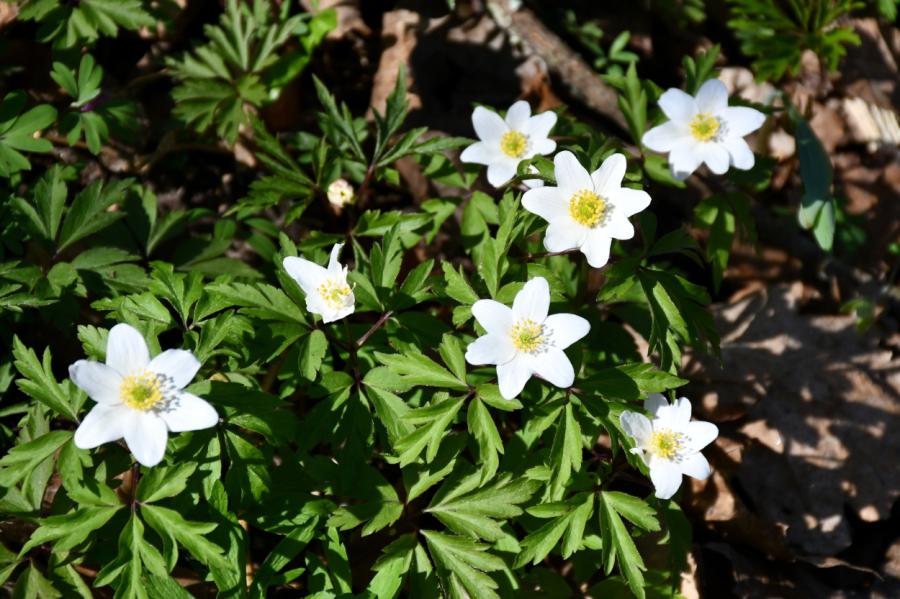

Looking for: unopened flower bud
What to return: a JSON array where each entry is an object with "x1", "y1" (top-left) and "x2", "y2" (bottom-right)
[{"x1": 327, "y1": 178, "x2": 355, "y2": 208}]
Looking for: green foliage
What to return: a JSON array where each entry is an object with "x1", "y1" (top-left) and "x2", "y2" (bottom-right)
[
  {"x1": 16, "y1": 0, "x2": 154, "y2": 48},
  {"x1": 727, "y1": 0, "x2": 863, "y2": 80},
  {"x1": 166, "y1": 1, "x2": 333, "y2": 144},
  {"x1": 791, "y1": 108, "x2": 836, "y2": 251},
  {"x1": 0, "y1": 92, "x2": 57, "y2": 178}
]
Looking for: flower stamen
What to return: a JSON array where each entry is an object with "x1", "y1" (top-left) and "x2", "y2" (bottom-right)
[
  {"x1": 318, "y1": 278, "x2": 352, "y2": 310},
  {"x1": 511, "y1": 319, "x2": 547, "y2": 354},
  {"x1": 649, "y1": 429, "x2": 686, "y2": 461},
  {"x1": 500, "y1": 130, "x2": 528, "y2": 158},
  {"x1": 568, "y1": 189, "x2": 607, "y2": 227},
  {"x1": 120, "y1": 371, "x2": 164, "y2": 411},
  {"x1": 689, "y1": 113, "x2": 721, "y2": 142}
]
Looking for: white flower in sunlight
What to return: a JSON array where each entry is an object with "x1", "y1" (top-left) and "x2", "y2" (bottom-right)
[
  {"x1": 465, "y1": 277, "x2": 589, "y2": 400},
  {"x1": 522, "y1": 151, "x2": 651, "y2": 268},
  {"x1": 620, "y1": 395, "x2": 719, "y2": 500},
  {"x1": 283, "y1": 243, "x2": 355, "y2": 323},
  {"x1": 327, "y1": 178, "x2": 354, "y2": 208},
  {"x1": 70, "y1": 324, "x2": 218, "y2": 468},
  {"x1": 460, "y1": 100, "x2": 557, "y2": 187},
  {"x1": 641, "y1": 78, "x2": 766, "y2": 180}
]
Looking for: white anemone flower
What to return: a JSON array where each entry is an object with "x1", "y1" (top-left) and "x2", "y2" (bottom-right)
[
  {"x1": 522, "y1": 151, "x2": 651, "y2": 268},
  {"x1": 283, "y1": 243, "x2": 355, "y2": 324},
  {"x1": 70, "y1": 323, "x2": 218, "y2": 467},
  {"x1": 641, "y1": 78, "x2": 766, "y2": 180},
  {"x1": 619, "y1": 394, "x2": 719, "y2": 500},
  {"x1": 460, "y1": 100, "x2": 557, "y2": 187},
  {"x1": 465, "y1": 277, "x2": 589, "y2": 400}
]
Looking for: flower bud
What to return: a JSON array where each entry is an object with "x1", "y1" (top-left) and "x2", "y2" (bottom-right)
[{"x1": 327, "y1": 178, "x2": 355, "y2": 208}]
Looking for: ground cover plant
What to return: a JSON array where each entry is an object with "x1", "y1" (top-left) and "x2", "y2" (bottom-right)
[{"x1": 1, "y1": 0, "x2": 899, "y2": 597}]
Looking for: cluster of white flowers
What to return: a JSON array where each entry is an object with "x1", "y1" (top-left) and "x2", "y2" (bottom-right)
[{"x1": 70, "y1": 80, "x2": 749, "y2": 501}]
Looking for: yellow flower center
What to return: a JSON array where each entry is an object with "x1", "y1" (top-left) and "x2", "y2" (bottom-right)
[
  {"x1": 511, "y1": 319, "x2": 546, "y2": 353},
  {"x1": 318, "y1": 278, "x2": 352, "y2": 309},
  {"x1": 500, "y1": 130, "x2": 528, "y2": 158},
  {"x1": 120, "y1": 371, "x2": 163, "y2": 411},
  {"x1": 689, "y1": 113, "x2": 720, "y2": 141},
  {"x1": 568, "y1": 189, "x2": 607, "y2": 227},
  {"x1": 649, "y1": 429, "x2": 685, "y2": 460}
]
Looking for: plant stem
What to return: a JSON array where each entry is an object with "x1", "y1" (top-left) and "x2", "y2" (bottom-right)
[{"x1": 356, "y1": 311, "x2": 393, "y2": 349}]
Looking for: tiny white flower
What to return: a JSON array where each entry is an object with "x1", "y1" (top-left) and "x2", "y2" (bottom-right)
[
  {"x1": 70, "y1": 323, "x2": 218, "y2": 468},
  {"x1": 283, "y1": 243, "x2": 355, "y2": 323},
  {"x1": 460, "y1": 100, "x2": 557, "y2": 187},
  {"x1": 619, "y1": 394, "x2": 719, "y2": 500},
  {"x1": 641, "y1": 78, "x2": 766, "y2": 180},
  {"x1": 522, "y1": 151, "x2": 651, "y2": 268},
  {"x1": 327, "y1": 178, "x2": 354, "y2": 208},
  {"x1": 465, "y1": 277, "x2": 589, "y2": 400}
]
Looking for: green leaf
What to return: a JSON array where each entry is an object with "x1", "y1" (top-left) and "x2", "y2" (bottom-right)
[
  {"x1": 0, "y1": 92, "x2": 56, "y2": 178},
  {"x1": 427, "y1": 474, "x2": 538, "y2": 541},
  {"x1": 20, "y1": 505, "x2": 121, "y2": 556},
  {"x1": 374, "y1": 351, "x2": 468, "y2": 391},
  {"x1": 516, "y1": 493, "x2": 594, "y2": 566},
  {"x1": 421, "y1": 530, "x2": 504, "y2": 599},
  {"x1": 12, "y1": 338, "x2": 80, "y2": 420},
  {"x1": 368, "y1": 534, "x2": 416, "y2": 599},
  {"x1": 95, "y1": 513, "x2": 167, "y2": 599},
  {"x1": 136, "y1": 463, "x2": 198, "y2": 503},
  {"x1": 599, "y1": 490, "x2": 654, "y2": 599},
  {"x1": 793, "y1": 111, "x2": 835, "y2": 251},
  {"x1": 250, "y1": 518, "x2": 319, "y2": 598},
  {"x1": 57, "y1": 178, "x2": 132, "y2": 252},
  {"x1": 466, "y1": 398, "x2": 502, "y2": 481},
  {"x1": 141, "y1": 505, "x2": 230, "y2": 580},
  {"x1": 0, "y1": 431, "x2": 72, "y2": 488},
  {"x1": 395, "y1": 395, "x2": 464, "y2": 466},
  {"x1": 547, "y1": 403, "x2": 583, "y2": 500}
]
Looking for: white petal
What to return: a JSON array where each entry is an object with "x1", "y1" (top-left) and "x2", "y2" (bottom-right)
[
  {"x1": 496, "y1": 356, "x2": 532, "y2": 399},
  {"x1": 465, "y1": 334, "x2": 516, "y2": 366},
  {"x1": 610, "y1": 187, "x2": 652, "y2": 218},
  {"x1": 505, "y1": 100, "x2": 531, "y2": 130},
  {"x1": 160, "y1": 392, "x2": 219, "y2": 433},
  {"x1": 522, "y1": 186, "x2": 568, "y2": 222},
  {"x1": 512, "y1": 277, "x2": 550, "y2": 322},
  {"x1": 658, "y1": 88, "x2": 696, "y2": 123},
  {"x1": 590, "y1": 153, "x2": 627, "y2": 197},
  {"x1": 283, "y1": 256, "x2": 327, "y2": 295},
  {"x1": 649, "y1": 460, "x2": 684, "y2": 500},
  {"x1": 659, "y1": 396, "x2": 692, "y2": 424},
  {"x1": 320, "y1": 298, "x2": 355, "y2": 323},
  {"x1": 544, "y1": 220, "x2": 585, "y2": 253},
  {"x1": 74, "y1": 404, "x2": 128, "y2": 448},
  {"x1": 679, "y1": 452, "x2": 711, "y2": 480},
  {"x1": 723, "y1": 137, "x2": 755, "y2": 170},
  {"x1": 471, "y1": 299, "x2": 513, "y2": 336},
  {"x1": 644, "y1": 393, "x2": 669, "y2": 416},
  {"x1": 532, "y1": 137, "x2": 557, "y2": 156},
  {"x1": 521, "y1": 111, "x2": 557, "y2": 141},
  {"x1": 472, "y1": 106, "x2": 508, "y2": 142},
  {"x1": 669, "y1": 140, "x2": 704, "y2": 180},
  {"x1": 147, "y1": 350, "x2": 200, "y2": 390},
  {"x1": 701, "y1": 143, "x2": 730, "y2": 175},
  {"x1": 722, "y1": 106, "x2": 766, "y2": 137},
  {"x1": 580, "y1": 232, "x2": 612, "y2": 268},
  {"x1": 123, "y1": 411, "x2": 169, "y2": 467},
  {"x1": 619, "y1": 411, "x2": 652, "y2": 445},
  {"x1": 553, "y1": 151, "x2": 593, "y2": 191},
  {"x1": 530, "y1": 348, "x2": 575, "y2": 388},
  {"x1": 106, "y1": 324, "x2": 150, "y2": 376},
  {"x1": 604, "y1": 212, "x2": 635, "y2": 240},
  {"x1": 544, "y1": 313, "x2": 590, "y2": 349},
  {"x1": 642, "y1": 122, "x2": 688, "y2": 152},
  {"x1": 684, "y1": 421, "x2": 719, "y2": 452},
  {"x1": 460, "y1": 141, "x2": 494, "y2": 165},
  {"x1": 327, "y1": 243, "x2": 345, "y2": 275},
  {"x1": 695, "y1": 79, "x2": 728, "y2": 115},
  {"x1": 486, "y1": 160, "x2": 517, "y2": 187},
  {"x1": 69, "y1": 360, "x2": 122, "y2": 405}
]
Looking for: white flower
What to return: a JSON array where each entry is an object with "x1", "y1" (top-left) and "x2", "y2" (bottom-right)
[
  {"x1": 283, "y1": 243, "x2": 355, "y2": 323},
  {"x1": 327, "y1": 178, "x2": 354, "y2": 208},
  {"x1": 641, "y1": 78, "x2": 766, "y2": 180},
  {"x1": 619, "y1": 394, "x2": 719, "y2": 500},
  {"x1": 522, "y1": 151, "x2": 651, "y2": 268},
  {"x1": 460, "y1": 100, "x2": 557, "y2": 187},
  {"x1": 465, "y1": 277, "x2": 589, "y2": 400},
  {"x1": 70, "y1": 324, "x2": 218, "y2": 467}
]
